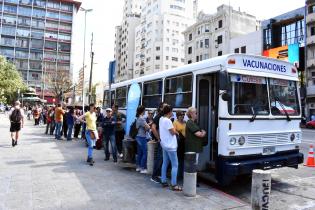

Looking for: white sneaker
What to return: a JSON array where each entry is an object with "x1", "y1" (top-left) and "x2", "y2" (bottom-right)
[
  {"x1": 140, "y1": 169, "x2": 148, "y2": 174},
  {"x1": 119, "y1": 153, "x2": 123, "y2": 158},
  {"x1": 136, "y1": 167, "x2": 141, "y2": 172}
]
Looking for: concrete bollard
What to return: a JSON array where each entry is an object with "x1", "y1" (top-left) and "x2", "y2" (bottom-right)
[
  {"x1": 183, "y1": 152, "x2": 197, "y2": 197},
  {"x1": 147, "y1": 141, "x2": 157, "y2": 174},
  {"x1": 251, "y1": 169, "x2": 271, "y2": 210},
  {"x1": 122, "y1": 137, "x2": 137, "y2": 163}
]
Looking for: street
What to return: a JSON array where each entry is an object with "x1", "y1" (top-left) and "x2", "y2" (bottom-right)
[{"x1": 0, "y1": 113, "x2": 315, "y2": 210}]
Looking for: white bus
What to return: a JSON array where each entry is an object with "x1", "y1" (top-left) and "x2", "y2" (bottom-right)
[{"x1": 103, "y1": 54, "x2": 303, "y2": 185}]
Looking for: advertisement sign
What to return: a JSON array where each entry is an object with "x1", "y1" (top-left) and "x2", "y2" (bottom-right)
[
  {"x1": 288, "y1": 43, "x2": 299, "y2": 67},
  {"x1": 125, "y1": 83, "x2": 141, "y2": 136},
  {"x1": 262, "y1": 46, "x2": 288, "y2": 61}
]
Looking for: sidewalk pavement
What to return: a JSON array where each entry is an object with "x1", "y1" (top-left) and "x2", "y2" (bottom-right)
[{"x1": 0, "y1": 114, "x2": 250, "y2": 210}]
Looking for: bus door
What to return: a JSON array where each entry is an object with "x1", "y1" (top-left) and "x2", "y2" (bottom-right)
[{"x1": 196, "y1": 74, "x2": 217, "y2": 171}]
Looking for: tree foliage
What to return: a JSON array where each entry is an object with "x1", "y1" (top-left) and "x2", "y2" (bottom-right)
[
  {"x1": 45, "y1": 71, "x2": 73, "y2": 102},
  {"x1": 0, "y1": 56, "x2": 27, "y2": 104}
]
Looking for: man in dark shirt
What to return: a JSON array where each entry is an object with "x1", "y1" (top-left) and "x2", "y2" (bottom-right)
[
  {"x1": 102, "y1": 108, "x2": 118, "y2": 162},
  {"x1": 150, "y1": 102, "x2": 167, "y2": 184},
  {"x1": 112, "y1": 104, "x2": 126, "y2": 158}
]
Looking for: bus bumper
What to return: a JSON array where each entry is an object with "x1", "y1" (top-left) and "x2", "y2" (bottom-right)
[{"x1": 216, "y1": 150, "x2": 303, "y2": 184}]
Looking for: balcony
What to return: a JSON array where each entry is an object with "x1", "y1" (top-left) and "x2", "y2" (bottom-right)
[
  {"x1": 307, "y1": 35, "x2": 315, "y2": 46},
  {"x1": 306, "y1": 12, "x2": 315, "y2": 24},
  {"x1": 307, "y1": 57, "x2": 315, "y2": 69}
]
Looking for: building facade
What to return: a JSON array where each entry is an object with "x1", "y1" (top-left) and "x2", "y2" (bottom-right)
[
  {"x1": 114, "y1": 0, "x2": 142, "y2": 83},
  {"x1": 133, "y1": 0, "x2": 197, "y2": 78},
  {"x1": 0, "y1": 0, "x2": 81, "y2": 90},
  {"x1": 183, "y1": 5, "x2": 259, "y2": 64},
  {"x1": 229, "y1": 31, "x2": 262, "y2": 55},
  {"x1": 306, "y1": 0, "x2": 315, "y2": 117}
]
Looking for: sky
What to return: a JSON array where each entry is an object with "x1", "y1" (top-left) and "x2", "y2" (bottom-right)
[{"x1": 71, "y1": 0, "x2": 305, "y2": 86}]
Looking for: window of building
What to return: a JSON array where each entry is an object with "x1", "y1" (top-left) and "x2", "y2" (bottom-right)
[
  {"x1": 16, "y1": 28, "x2": 30, "y2": 37},
  {"x1": 196, "y1": 56, "x2": 199, "y2": 62},
  {"x1": 60, "y1": 13, "x2": 72, "y2": 22},
  {"x1": 1, "y1": 37, "x2": 15, "y2": 47},
  {"x1": 164, "y1": 74, "x2": 192, "y2": 108},
  {"x1": 217, "y1": 35, "x2": 223, "y2": 44},
  {"x1": 15, "y1": 38, "x2": 29, "y2": 48},
  {"x1": 59, "y1": 42, "x2": 71, "y2": 52},
  {"x1": 32, "y1": 8, "x2": 45, "y2": 18},
  {"x1": 2, "y1": 26, "x2": 15, "y2": 36},
  {"x1": 47, "y1": 11, "x2": 59, "y2": 20},
  {"x1": 311, "y1": 26, "x2": 315, "y2": 36},
  {"x1": 281, "y1": 20, "x2": 304, "y2": 46},
  {"x1": 172, "y1": 48, "x2": 178, "y2": 53},
  {"x1": 188, "y1": 60, "x2": 192, "y2": 64},
  {"x1": 188, "y1": 46, "x2": 192, "y2": 54},
  {"x1": 3, "y1": 5, "x2": 17, "y2": 14},
  {"x1": 45, "y1": 41, "x2": 57, "y2": 50},
  {"x1": 196, "y1": 41, "x2": 199, "y2": 49},
  {"x1": 199, "y1": 55, "x2": 203, "y2": 61},
  {"x1": 189, "y1": 33, "x2": 192, "y2": 41},
  {"x1": 218, "y1": 20, "x2": 223, "y2": 28},
  {"x1": 166, "y1": 56, "x2": 169, "y2": 60},
  {"x1": 142, "y1": 80, "x2": 162, "y2": 108},
  {"x1": 204, "y1": 54, "x2": 209, "y2": 60},
  {"x1": 29, "y1": 61, "x2": 42, "y2": 70},
  {"x1": 30, "y1": 39, "x2": 43, "y2": 49},
  {"x1": 47, "y1": 1, "x2": 60, "y2": 9},
  {"x1": 263, "y1": 28, "x2": 272, "y2": 50},
  {"x1": 234, "y1": 48, "x2": 239, "y2": 53},
  {"x1": 205, "y1": 39, "x2": 209, "y2": 48},
  {"x1": 31, "y1": 19, "x2": 45, "y2": 28},
  {"x1": 115, "y1": 87, "x2": 127, "y2": 107},
  {"x1": 218, "y1": 51, "x2": 222, "y2": 56},
  {"x1": 31, "y1": 29, "x2": 44, "y2": 39},
  {"x1": 3, "y1": 14, "x2": 17, "y2": 25},
  {"x1": 0, "y1": 47, "x2": 14, "y2": 58},
  {"x1": 146, "y1": 57, "x2": 151, "y2": 62},
  {"x1": 156, "y1": 56, "x2": 160, "y2": 60},
  {"x1": 34, "y1": 0, "x2": 46, "y2": 8},
  {"x1": 172, "y1": 57, "x2": 178, "y2": 61},
  {"x1": 309, "y1": 4, "x2": 315, "y2": 14},
  {"x1": 241, "y1": 46, "x2": 246, "y2": 54},
  {"x1": 155, "y1": 65, "x2": 160, "y2": 69},
  {"x1": 156, "y1": 46, "x2": 160, "y2": 51},
  {"x1": 200, "y1": 40, "x2": 203, "y2": 48},
  {"x1": 18, "y1": 7, "x2": 32, "y2": 16},
  {"x1": 60, "y1": 3, "x2": 72, "y2": 11}
]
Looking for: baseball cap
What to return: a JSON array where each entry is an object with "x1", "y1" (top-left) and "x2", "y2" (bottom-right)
[{"x1": 105, "y1": 108, "x2": 112, "y2": 112}]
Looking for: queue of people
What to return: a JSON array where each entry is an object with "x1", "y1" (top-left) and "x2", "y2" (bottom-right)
[{"x1": 8, "y1": 99, "x2": 207, "y2": 193}]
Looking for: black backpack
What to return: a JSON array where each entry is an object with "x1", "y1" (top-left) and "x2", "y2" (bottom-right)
[
  {"x1": 10, "y1": 109, "x2": 22, "y2": 123},
  {"x1": 129, "y1": 119, "x2": 138, "y2": 139}
]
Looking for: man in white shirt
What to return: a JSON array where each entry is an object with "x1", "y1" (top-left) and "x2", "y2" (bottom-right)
[{"x1": 8, "y1": 101, "x2": 24, "y2": 147}]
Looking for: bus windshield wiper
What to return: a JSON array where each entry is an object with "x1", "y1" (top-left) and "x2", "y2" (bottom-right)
[
  {"x1": 274, "y1": 97, "x2": 291, "y2": 121},
  {"x1": 250, "y1": 105, "x2": 257, "y2": 122}
]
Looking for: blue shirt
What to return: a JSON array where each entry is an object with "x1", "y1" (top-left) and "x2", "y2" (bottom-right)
[{"x1": 66, "y1": 113, "x2": 74, "y2": 125}]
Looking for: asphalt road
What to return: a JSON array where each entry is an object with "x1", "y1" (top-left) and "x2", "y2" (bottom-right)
[{"x1": 219, "y1": 129, "x2": 315, "y2": 210}]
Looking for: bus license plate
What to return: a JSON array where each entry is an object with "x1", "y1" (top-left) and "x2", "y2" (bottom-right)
[{"x1": 263, "y1": 146, "x2": 275, "y2": 155}]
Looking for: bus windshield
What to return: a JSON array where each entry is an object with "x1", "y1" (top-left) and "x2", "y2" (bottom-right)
[
  {"x1": 228, "y1": 74, "x2": 300, "y2": 116},
  {"x1": 229, "y1": 75, "x2": 269, "y2": 115},
  {"x1": 269, "y1": 79, "x2": 300, "y2": 116}
]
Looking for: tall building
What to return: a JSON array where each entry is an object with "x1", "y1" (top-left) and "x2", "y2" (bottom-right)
[
  {"x1": 0, "y1": 0, "x2": 81, "y2": 90},
  {"x1": 306, "y1": 0, "x2": 315, "y2": 117},
  {"x1": 114, "y1": 0, "x2": 142, "y2": 83},
  {"x1": 183, "y1": 5, "x2": 260, "y2": 64},
  {"x1": 133, "y1": 0, "x2": 197, "y2": 78}
]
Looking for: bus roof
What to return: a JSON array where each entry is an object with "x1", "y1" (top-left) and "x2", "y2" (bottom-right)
[{"x1": 109, "y1": 54, "x2": 297, "y2": 89}]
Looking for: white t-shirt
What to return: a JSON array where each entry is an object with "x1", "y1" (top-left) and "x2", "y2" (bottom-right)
[{"x1": 159, "y1": 116, "x2": 177, "y2": 151}]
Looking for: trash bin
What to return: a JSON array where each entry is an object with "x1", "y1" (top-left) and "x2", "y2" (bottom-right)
[{"x1": 122, "y1": 137, "x2": 137, "y2": 163}]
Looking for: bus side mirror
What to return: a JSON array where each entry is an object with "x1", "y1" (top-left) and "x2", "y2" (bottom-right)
[
  {"x1": 221, "y1": 92, "x2": 231, "y2": 101},
  {"x1": 219, "y1": 71, "x2": 229, "y2": 91}
]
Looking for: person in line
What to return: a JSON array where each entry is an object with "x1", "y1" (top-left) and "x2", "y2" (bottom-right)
[
  {"x1": 78, "y1": 103, "x2": 97, "y2": 166},
  {"x1": 159, "y1": 105, "x2": 181, "y2": 191},
  {"x1": 45, "y1": 106, "x2": 52, "y2": 134},
  {"x1": 112, "y1": 104, "x2": 126, "y2": 158},
  {"x1": 150, "y1": 102, "x2": 167, "y2": 184},
  {"x1": 67, "y1": 107, "x2": 75, "y2": 141},
  {"x1": 173, "y1": 111, "x2": 186, "y2": 179},
  {"x1": 62, "y1": 108, "x2": 68, "y2": 138},
  {"x1": 185, "y1": 107, "x2": 207, "y2": 186},
  {"x1": 101, "y1": 108, "x2": 118, "y2": 162},
  {"x1": 55, "y1": 103, "x2": 65, "y2": 140},
  {"x1": 136, "y1": 106, "x2": 150, "y2": 174},
  {"x1": 33, "y1": 106, "x2": 40, "y2": 126},
  {"x1": 9, "y1": 101, "x2": 24, "y2": 147},
  {"x1": 49, "y1": 106, "x2": 55, "y2": 135},
  {"x1": 74, "y1": 109, "x2": 82, "y2": 139}
]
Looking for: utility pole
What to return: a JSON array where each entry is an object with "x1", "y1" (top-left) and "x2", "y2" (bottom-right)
[{"x1": 88, "y1": 33, "x2": 94, "y2": 104}]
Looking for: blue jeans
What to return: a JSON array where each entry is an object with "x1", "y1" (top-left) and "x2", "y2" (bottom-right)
[
  {"x1": 152, "y1": 143, "x2": 163, "y2": 178},
  {"x1": 55, "y1": 122, "x2": 63, "y2": 139},
  {"x1": 161, "y1": 149, "x2": 178, "y2": 186},
  {"x1": 136, "y1": 136, "x2": 147, "y2": 169},
  {"x1": 103, "y1": 134, "x2": 117, "y2": 161},
  {"x1": 86, "y1": 130, "x2": 96, "y2": 158},
  {"x1": 67, "y1": 123, "x2": 73, "y2": 140}
]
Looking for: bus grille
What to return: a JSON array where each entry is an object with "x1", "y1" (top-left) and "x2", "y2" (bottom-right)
[{"x1": 247, "y1": 133, "x2": 290, "y2": 146}]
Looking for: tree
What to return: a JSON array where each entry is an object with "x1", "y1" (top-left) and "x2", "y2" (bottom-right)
[
  {"x1": 45, "y1": 71, "x2": 73, "y2": 102},
  {"x1": 0, "y1": 56, "x2": 27, "y2": 104}
]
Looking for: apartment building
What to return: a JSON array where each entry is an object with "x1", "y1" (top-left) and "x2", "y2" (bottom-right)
[
  {"x1": 114, "y1": 0, "x2": 142, "y2": 83},
  {"x1": 0, "y1": 0, "x2": 81, "y2": 90},
  {"x1": 306, "y1": 0, "x2": 315, "y2": 116},
  {"x1": 133, "y1": 0, "x2": 197, "y2": 78},
  {"x1": 183, "y1": 5, "x2": 259, "y2": 64}
]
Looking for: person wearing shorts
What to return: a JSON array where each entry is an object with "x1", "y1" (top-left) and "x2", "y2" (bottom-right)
[{"x1": 9, "y1": 101, "x2": 24, "y2": 147}]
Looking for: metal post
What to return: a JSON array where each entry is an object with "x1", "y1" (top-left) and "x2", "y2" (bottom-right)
[
  {"x1": 80, "y1": 8, "x2": 93, "y2": 112},
  {"x1": 88, "y1": 33, "x2": 94, "y2": 104}
]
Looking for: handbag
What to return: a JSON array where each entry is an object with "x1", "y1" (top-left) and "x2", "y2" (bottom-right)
[{"x1": 89, "y1": 130, "x2": 96, "y2": 139}]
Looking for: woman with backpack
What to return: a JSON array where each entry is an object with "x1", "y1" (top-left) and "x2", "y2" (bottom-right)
[
  {"x1": 9, "y1": 101, "x2": 24, "y2": 147},
  {"x1": 135, "y1": 105, "x2": 150, "y2": 174}
]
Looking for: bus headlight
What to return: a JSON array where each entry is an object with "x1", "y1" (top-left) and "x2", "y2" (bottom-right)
[
  {"x1": 238, "y1": 136, "x2": 246, "y2": 145},
  {"x1": 290, "y1": 133, "x2": 295, "y2": 142},
  {"x1": 230, "y1": 137, "x2": 237, "y2": 145}
]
